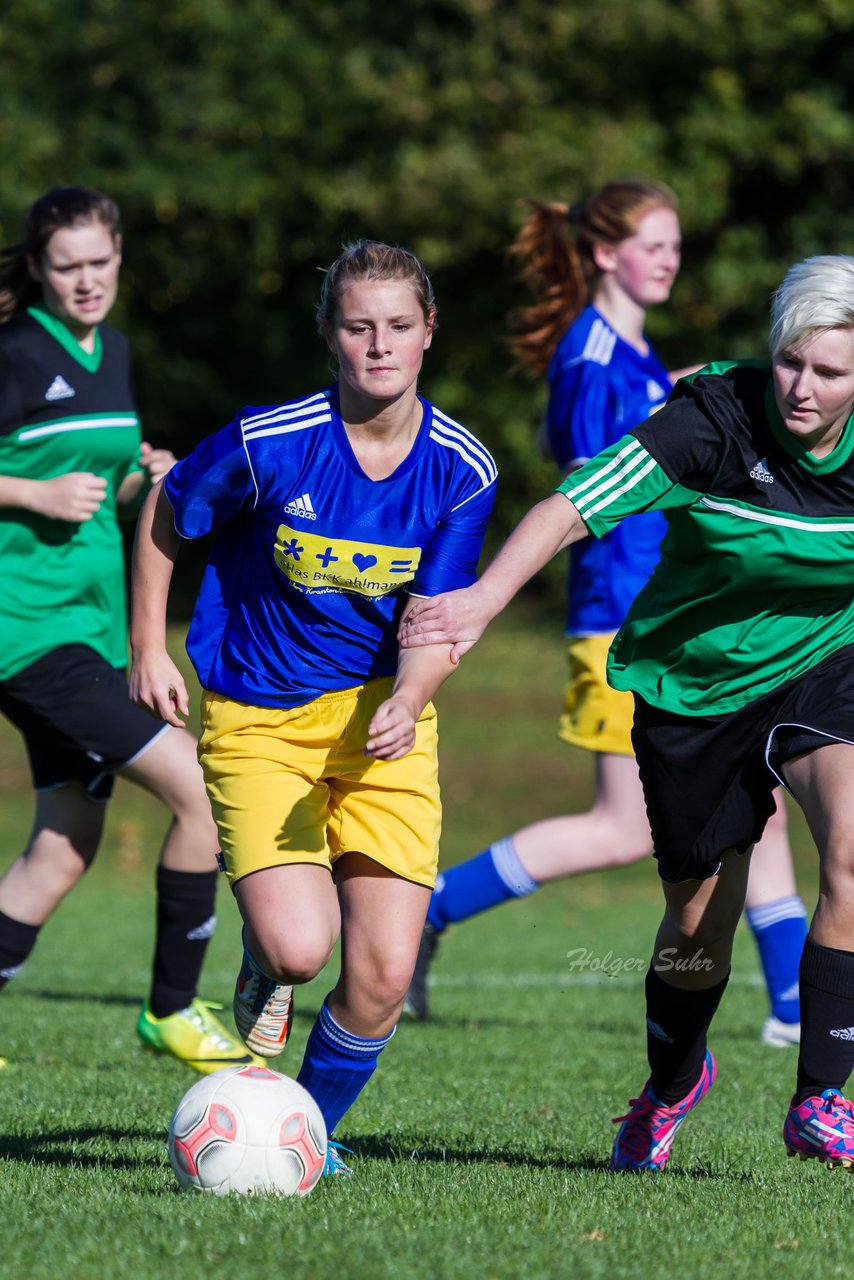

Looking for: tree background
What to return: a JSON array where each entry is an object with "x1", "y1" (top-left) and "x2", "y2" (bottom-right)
[{"x1": 2, "y1": 0, "x2": 854, "y2": 601}]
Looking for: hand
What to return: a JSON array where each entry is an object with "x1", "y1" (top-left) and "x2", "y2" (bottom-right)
[
  {"x1": 365, "y1": 695, "x2": 417, "y2": 761},
  {"x1": 139, "y1": 442, "x2": 176, "y2": 485},
  {"x1": 129, "y1": 648, "x2": 189, "y2": 727},
  {"x1": 397, "y1": 584, "x2": 490, "y2": 665},
  {"x1": 31, "y1": 472, "x2": 108, "y2": 522}
]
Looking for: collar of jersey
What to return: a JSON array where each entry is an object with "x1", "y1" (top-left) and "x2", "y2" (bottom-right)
[
  {"x1": 765, "y1": 378, "x2": 854, "y2": 474},
  {"x1": 326, "y1": 383, "x2": 431, "y2": 479},
  {"x1": 27, "y1": 304, "x2": 103, "y2": 373}
]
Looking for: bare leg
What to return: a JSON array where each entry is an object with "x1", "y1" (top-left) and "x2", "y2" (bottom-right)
[
  {"x1": 296, "y1": 853, "x2": 431, "y2": 1137},
  {"x1": 514, "y1": 752, "x2": 651, "y2": 882},
  {"x1": 119, "y1": 726, "x2": 219, "y2": 870},
  {"x1": 0, "y1": 786, "x2": 105, "y2": 924},
  {"x1": 745, "y1": 796, "x2": 799, "y2": 907},
  {"x1": 332, "y1": 853, "x2": 431, "y2": 1035},
  {"x1": 235, "y1": 862, "x2": 341, "y2": 984}
]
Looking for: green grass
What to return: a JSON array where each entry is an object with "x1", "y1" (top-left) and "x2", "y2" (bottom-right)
[{"x1": 0, "y1": 606, "x2": 841, "y2": 1280}]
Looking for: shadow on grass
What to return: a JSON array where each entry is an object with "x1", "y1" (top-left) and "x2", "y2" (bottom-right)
[
  {"x1": 345, "y1": 1132, "x2": 753, "y2": 1181},
  {"x1": 18, "y1": 989, "x2": 317, "y2": 1024},
  {"x1": 0, "y1": 1125, "x2": 165, "y2": 1170}
]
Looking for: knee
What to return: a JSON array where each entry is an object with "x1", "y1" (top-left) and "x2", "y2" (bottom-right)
[
  {"x1": 364, "y1": 954, "x2": 417, "y2": 1020},
  {"x1": 257, "y1": 931, "x2": 336, "y2": 986},
  {"x1": 669, "y1": 903, "x2": 741, "y2": 950},
  {"x1": 587, "y1": 809, "x2": 651, "y2": 868},
  {"x1": 25, "y1": 830, "x2": 98, "y2": 885}
]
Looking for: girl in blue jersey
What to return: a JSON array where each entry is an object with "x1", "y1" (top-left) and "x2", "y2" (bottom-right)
[
  {"x1": 130, "y1": 240, "x2": 497, "y2": 1173},
  {"x1": 406, "y1": 180, "x2": 806, "y2": 1049}
]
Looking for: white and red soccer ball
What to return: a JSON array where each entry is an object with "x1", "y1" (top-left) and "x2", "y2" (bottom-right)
[{"x1": 168, "y1": 1065, "x2": 327, "y2": 1196}]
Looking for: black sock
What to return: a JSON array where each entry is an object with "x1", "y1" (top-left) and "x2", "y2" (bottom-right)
[
  {"x1": 149, "y1": 867, "x2": 218, "y2": 1018},
  {"x1": 645, "y1": 967, "x2": 730, "y2": 1105},
  {"x1": 0, "y1": 909, "x2": 41, "y2": 992},
  {"x1": 795, "y1": 937, "x2": 854, "y2": 1103}
]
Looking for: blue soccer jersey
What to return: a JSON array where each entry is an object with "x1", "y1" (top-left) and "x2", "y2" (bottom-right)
[
  {"x1": 545, "y1": 306, "x2": 672, "y2": 634},
  {"x1": 164, "y1": 386, "x2": 497, "y2": 708}
]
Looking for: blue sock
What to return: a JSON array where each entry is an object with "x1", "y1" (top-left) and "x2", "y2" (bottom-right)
[
  {"x1": 296, "y1": 999, "x2": 395, "y2": 1137},
  {"x1": 426, "y1": 835, "x2": 540, "y2": 932},
  {"x1": 746, "y1": 895, "x2": 808, "y2": 1024}
]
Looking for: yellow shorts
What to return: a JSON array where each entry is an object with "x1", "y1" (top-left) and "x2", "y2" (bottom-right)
[
  {"x1": 558, "y1": 633, "x2": 635, "y2": 757},
  {"x1": 198, "y1": 679, "x2": 441, "y2": 889}
]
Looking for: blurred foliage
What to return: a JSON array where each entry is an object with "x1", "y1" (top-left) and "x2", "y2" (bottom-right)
[{"x1": 2, "y1": 0, "x2": 854, "y2": 604}]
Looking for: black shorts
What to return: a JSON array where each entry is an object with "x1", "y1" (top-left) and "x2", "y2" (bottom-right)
[
  {"x1": 0, "y1": 644, "x2": 168, "y2": 801},
  {"x1": 631, "y1": 643, "x2": 854, "y2": 884}
]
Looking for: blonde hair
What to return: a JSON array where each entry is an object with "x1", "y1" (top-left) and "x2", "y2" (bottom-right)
[
  {"x1": 770, "y1": 256, "x2": 854, "y2": 355},
  {"x1": 316, "y1": 240, "x2": 436, "y2": 334}
]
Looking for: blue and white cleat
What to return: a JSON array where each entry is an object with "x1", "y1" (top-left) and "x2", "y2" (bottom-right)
[
  {"x1": 610, "y1": 1050, "x2": 716, "y2": 1171},
  {"x1": 323, "y1": 1141, "x2": 353, "y2": 1177}
]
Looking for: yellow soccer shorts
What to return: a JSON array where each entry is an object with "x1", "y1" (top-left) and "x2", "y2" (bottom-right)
[
  {"x1": 198, "y1": 678, "x2": 441, "y2": 888},
  {"x1": 558, "y1": 632, "x2": 635, "y2": 757}
]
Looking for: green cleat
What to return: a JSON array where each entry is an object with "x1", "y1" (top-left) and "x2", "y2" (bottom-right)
[{"x1": 137, "y1": 997, "x2": 265, "y2": 1075}]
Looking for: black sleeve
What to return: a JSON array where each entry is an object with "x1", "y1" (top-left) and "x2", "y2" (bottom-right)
[
  {"x1": 0, "y1": 344, "x2": 24, "y2": 438},
  {"x1": 629, "y1": 373, "x2": 744, "y2": 494}
]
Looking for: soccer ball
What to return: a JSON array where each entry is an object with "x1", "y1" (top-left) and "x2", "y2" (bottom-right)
[{"x1": 168, "y1": 1064, "x2": 327, "y2": 1196}]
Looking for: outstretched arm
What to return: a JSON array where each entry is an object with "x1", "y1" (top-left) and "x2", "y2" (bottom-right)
[
  {"x1": 399, "y1": 491, "x2": 587, "y2": 661},
  {"x1": 129, "y1": 480, "x2": 187, "y2": 727},
  {"x1": 365, "y1": 599, "x2": 458, "y2": 762}
]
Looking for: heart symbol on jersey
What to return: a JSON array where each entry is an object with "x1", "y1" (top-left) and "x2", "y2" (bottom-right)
[{"x1": 353, "y1": 553, "x2": 378, "y2": 573}]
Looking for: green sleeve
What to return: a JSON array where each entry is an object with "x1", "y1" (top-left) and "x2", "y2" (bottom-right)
[{"x1": 558, "y1": 435, "x2": 697, "y2": 537}]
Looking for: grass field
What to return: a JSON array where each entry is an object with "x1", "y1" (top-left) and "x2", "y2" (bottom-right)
[{"x1": 0, "y1": 606, "x2": 848, "y2": 1280}]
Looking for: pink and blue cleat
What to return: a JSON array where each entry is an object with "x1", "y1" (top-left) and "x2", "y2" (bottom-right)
[
  {"x1": 323, "y1": 1141, "x2": 353, "y2": 1177},
  {"x1": 783, "y1": 1089, "x2": 854, "y2": 1170},
  {"x1": 610, "y1": 1050, "x2": 717, "y2": 1171}
]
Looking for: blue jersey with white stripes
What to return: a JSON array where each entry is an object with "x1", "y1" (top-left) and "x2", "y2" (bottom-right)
[
  {"x1": 545, "y1": 306, "x2": 671, "y2": 634},
  {"x1": 164, "y1": 385, "x2": 497, "y2": 708}
]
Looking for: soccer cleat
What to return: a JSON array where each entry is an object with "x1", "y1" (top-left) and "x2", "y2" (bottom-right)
[
  {"x1": 323, "y1": 1141, "x2": 353, "y2": 1177},
  {"x1": 761, "y1": 1015, "x2": 800, "y2": 1048},
  {"x1": 783, "y1": 1089, "x2": 854, "y2": 1169},
  {"x1": 233, "y1": 944, "x2": 294, "y2": 1058},
  {"x1": 609, "y1": 1049, "x2": 717, "y2": 1172},
  {"x1": 402, "y1": 920, "x2": 440, "y2": 1020},
  {"x1": 136, "y1": 998, "x2": 265, "y2": 1075}
]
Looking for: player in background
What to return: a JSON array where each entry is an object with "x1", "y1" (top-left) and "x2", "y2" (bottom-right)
[
  {"x1": 405, "y1": 180, "x2": 806, "y2": 1048},
  {"x1": 400, "y1": 253, "x2": 854, "y2": 1172},
  {"x1": 0, "y1": 186, "x2": 262, "y2": 1074},
  {"x1": 129, "y1": 240, "x2": 497, "y2": 1175}
]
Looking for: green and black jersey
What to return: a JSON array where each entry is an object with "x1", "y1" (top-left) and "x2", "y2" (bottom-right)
[
  {"x1": 0, "y1": 306, "x2": 142, "y2": 679},
  {"x1": 559, "y1": 360, "x2": 854, "y2": 716}
]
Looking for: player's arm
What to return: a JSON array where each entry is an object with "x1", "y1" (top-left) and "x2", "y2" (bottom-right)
[
  {"x1": 365, "y1": 598, "x2": 458, "y2": 762},
  {"x1": 117, "y1": 443, "x2": 177, "y2": 506},
  {"x1": 128, "y1": 479, "x2": 188, "y2": 727},
  {"x1": 0, "y1": 471, "x2": 107, "y2": 521},
  {"x1": 399, "y1": 491, "x2": 586, "y2": 660}
]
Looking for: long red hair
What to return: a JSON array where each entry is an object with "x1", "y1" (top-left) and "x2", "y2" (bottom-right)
[{"x1": 506, "y1": 179, "x2": 678, "y2": 379}]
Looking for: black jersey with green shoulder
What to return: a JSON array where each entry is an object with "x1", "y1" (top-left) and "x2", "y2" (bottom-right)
[
  {"x1": 0, "y1": 306, "x2": 142, "y2": 679},
  {"x1": 559, "y1": 360, "x2": 854, "y2": 715}
]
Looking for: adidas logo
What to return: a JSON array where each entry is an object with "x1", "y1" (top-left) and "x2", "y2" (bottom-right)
[
  {"x1": 45, "y1": 374, "x2": 76, "y2": 401},
  {"x1": 645, "y1": 1017, "x2": 674, "y2": 1044},
  {"x1": 830, "y1": 1026, "x2": 854, "y2": 1040},
  {"x1": 283, "y1": 492, "x2": 317, "y2": 520},
  {"x1": 749, "y1": 457, "x2": 774, "y2": 484},
  {"x1": 186, "y1": 914, "x2": 217, "y2": 942}
]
